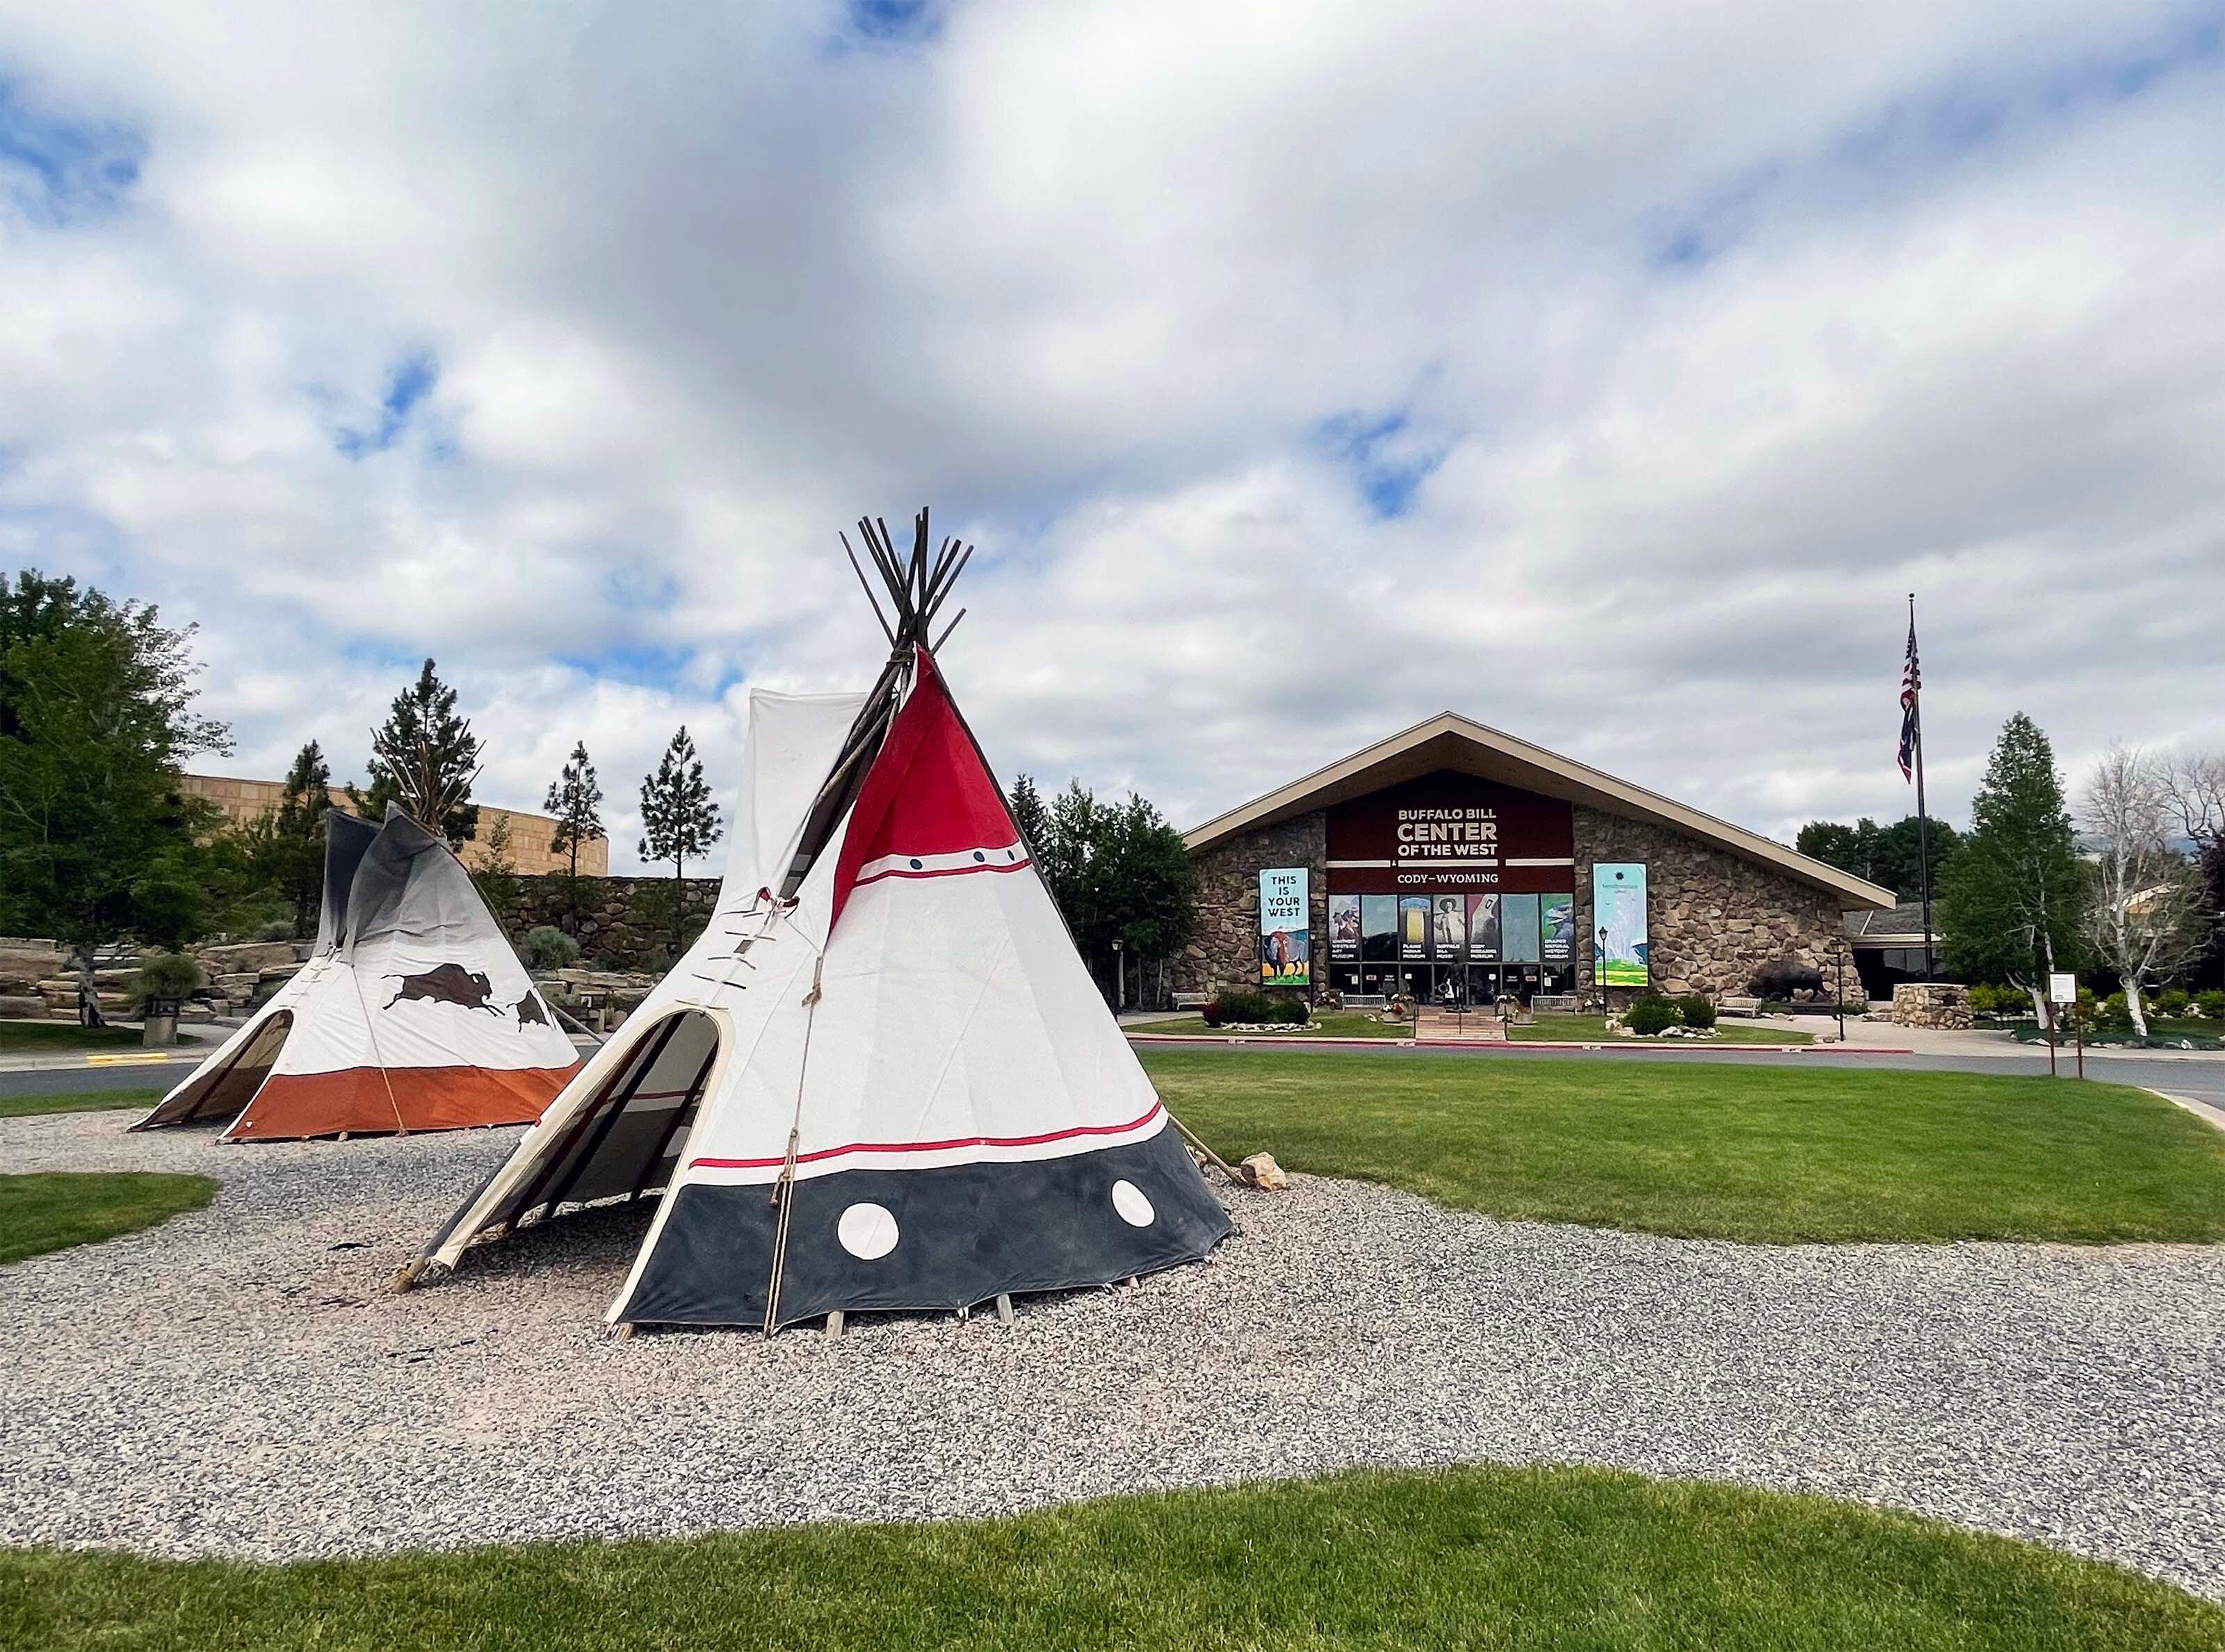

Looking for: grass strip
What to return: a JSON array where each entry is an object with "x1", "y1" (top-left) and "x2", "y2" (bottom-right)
[{"x1": 1142, "y1": 1049, "x2": 2225, "y2": 1243}]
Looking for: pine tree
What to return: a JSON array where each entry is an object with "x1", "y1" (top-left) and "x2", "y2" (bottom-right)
[
  {"x1": 1937, "y1": 712, "x2": 2085, "y2": 1016},
  {"x1": 544, "y1": 740, "x2": 604, "y2": 934},
  {"x1": 270, "y1": 740, "x2": 331, "y2": 937},
  {"x1": 353, "y1": 658, "x2": 482, "y2": 846},
  {"x1": 638, "y1": 726, "x2": 720, "y2": 884}
]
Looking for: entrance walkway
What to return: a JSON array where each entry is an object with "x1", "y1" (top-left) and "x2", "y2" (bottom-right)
[{"x1": 1414, "y1": 1007, "x2": 1505, "y2": 1044}]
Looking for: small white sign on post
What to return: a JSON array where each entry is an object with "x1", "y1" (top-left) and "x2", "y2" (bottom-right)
[{"x1": 2048, "y1": 973, "x2": 2076, "y2": 1005}]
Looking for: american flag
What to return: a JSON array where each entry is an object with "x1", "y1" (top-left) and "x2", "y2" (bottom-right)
[{"x1": 1898, "y1": 615, "x2": 1920, "y2": 782}]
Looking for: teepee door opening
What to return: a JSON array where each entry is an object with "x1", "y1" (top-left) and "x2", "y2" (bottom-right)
[
  {"x1": 421, "y1": 1008, "x2": 725, "y2": 1256},
  {"x1": 149, "y1": 1009, "x2": 296, "y2": 1128}
]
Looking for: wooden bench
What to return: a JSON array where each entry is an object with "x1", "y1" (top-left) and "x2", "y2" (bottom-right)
[
  {"x1": 1341, "y1": 994, "x2": 1389, "y2": 1011},
  {"x1": 1171, "y1": 992, "x2": 1213, "y2": 1010},
  {"x1": 1530, "y1": 994, "x2": 1579, "y2": 1015},
  {"x1": 1718, "y1": 996, "x2": 1763, "y2": 1017}
]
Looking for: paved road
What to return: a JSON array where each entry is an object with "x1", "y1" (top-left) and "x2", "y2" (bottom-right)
[{"x1": 0, "y1": 1060, "x2": 197, "y2": 1101}]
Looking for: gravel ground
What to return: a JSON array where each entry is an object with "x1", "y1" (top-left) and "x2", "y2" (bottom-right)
[{"x1": 3, "y1": 1110, "x2": 2222, "y2": 1599}]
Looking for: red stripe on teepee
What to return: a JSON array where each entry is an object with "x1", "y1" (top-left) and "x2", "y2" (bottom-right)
[
  {"x1": 829, "y1": 645, "x2": 1020, "y2": 932},
  {"x1": 688, "y1": 1101, "x2": 1165, "y2": 1170}
]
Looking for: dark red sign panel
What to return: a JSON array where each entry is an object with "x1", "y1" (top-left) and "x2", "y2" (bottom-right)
[{"x1": 1325, "y1": 771, "x2": 1574, "y2": 896}]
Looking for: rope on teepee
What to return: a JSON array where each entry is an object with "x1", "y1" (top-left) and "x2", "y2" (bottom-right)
[
  {"x1": 347, "y1": 959, "x2": 409, "y2": 1137},
  {"x1": 761, "y1": 950, "x2": 825, "y2": 1336}
]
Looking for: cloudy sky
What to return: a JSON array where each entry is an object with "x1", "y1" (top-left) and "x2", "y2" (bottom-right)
[{"x1": 3, "y1": 0, "x2": 2220, "y2": 870}]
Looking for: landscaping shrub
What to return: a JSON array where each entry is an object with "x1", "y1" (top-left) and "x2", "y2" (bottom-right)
[
  {"x1": 2158, "y1": 988, "x2": 2190, "y2": 1017},
  {"x1": 1676, "y1": 994, "x2": 1716, "y2": 1030},
  {"x1": 1966, "y1": 983, "x2": 2001, "y2": 1015},
  {"x1": 1202, "y1": 990, "x2": 1310, "y2": 1026},
  {"x1": 2097, "y1": 991, "x2": 2133, "y2": 1030},
  {"x1": 129, "y1": 953, "x2": 206, "y2": 1010},
  {"x1": 254, "y1": 919, "x2": 296, "y2": 942},
  {"x1": 1624, "y1": 995, "x2": 1680, "y2": 1036},
  {"x1": 2197, "y1": 990, "x2": 2225, "y2": 1020},
  {"x1": 522, "y1": 925, "x2": 581, "y2": 972}
]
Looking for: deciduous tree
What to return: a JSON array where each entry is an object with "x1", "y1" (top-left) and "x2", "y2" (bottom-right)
[
  {"x1": 0, "y1": 572, "x2": 231, "y2": 1022},
  {"x1": 2079, "y1": 744, "x2": 2209, "y2": 1037}
]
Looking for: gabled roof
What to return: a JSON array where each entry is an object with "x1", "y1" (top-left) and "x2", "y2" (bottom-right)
[
  {"x1": 1183, "y1": 711, "x2": 1896, "y2": 911},
  {"x1": 1845, "y1": 901, "x2": 1929, "y2": 942}
]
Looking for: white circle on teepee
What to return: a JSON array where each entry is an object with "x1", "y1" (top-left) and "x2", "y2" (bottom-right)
[
  {"x1": 837, "y1": 1201, "x2": 900, "y2": 1260},
  {"x1": 1110, "y1": 1179, "x2": 1156, "y2": 1227}
]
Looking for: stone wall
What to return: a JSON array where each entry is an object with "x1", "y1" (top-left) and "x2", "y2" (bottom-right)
[
  {"x1": 502, "y1": 875, "x2": 723, "y2": 971},
  {"x1": 1172, "y1": 814, "x2": 1327, "y2": 998},
  {"x1": 1892, "y1": 981, "x2": 1972, "y2": 1029},
  {"x1": 1572, "y1": 808, "x2": 1845, "y2": 1003}
]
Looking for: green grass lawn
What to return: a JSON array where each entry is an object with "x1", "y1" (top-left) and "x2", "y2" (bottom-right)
[
  {"x1": 0, "y1": 1087, "x2": 164, "y2": 1120},
  {"x1": 0, "y1": 1172, "x2": 216, "y2": 1265},
  {"x1": 1126, "y1": 1010, "x2": 1413, "y2": 1039},
  {"x1": 1141, "y1": 1050, "x2": 2225, "y2": 1243},
  {"x1": 1510, "y1": 1013, "x2": 1813, "y2": 1045},
  {"x1": 5, "y1": 1465, "x2": 2219, "y2": 1651},
  {"x1": 0, "y1": 1021, "x2": 145, "y2": 1052}
]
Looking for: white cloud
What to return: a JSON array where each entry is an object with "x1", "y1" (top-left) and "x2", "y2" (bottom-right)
[{"x1": 1, "y1": 0, "x2": 2219, "y2": 870}]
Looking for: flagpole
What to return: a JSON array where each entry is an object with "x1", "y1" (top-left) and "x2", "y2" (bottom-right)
[{"x1": 1909, "y1": 592, "x2": 1935, "y2": 980}]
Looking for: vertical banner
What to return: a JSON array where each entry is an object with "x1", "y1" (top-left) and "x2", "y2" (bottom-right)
[
  {"x1": 1328, "y1": 893, "x2": 1361, "y2": 962},
  {"x1": 1592, "y1": 863, "x2": 1649, "y2": 986},
  {"x1": 1398, "y1": 896, "x2": 1430, "y2": 960},
  {"x1": 1361, "y1": 895, "x2": 1398, "y2": 960},
  {"x1": 1430, "y1": 893, "x2": 1467, "y2": 956},
  {"x1": 1540, "y1": 894, "x2": 1575, "y2": 964},
  {"x1": 1500, "y1": 893, "x2": 1541, "y2": 964},
  {"x1": 1259, "y1": 867, "x2": 1310, "y2": 987},
  {"x1": 1466, "y1": 893, "x2": 1501, "y2": 961}
]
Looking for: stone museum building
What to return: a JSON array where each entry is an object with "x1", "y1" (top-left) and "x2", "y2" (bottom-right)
[{"x1": 1176, "y1": 713, "x2": 1894, "y2": 1006}]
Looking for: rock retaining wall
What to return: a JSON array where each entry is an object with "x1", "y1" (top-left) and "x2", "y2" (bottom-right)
[{"x1": 1892, "y1": 981, "x2": 1973, "y2": 1030}]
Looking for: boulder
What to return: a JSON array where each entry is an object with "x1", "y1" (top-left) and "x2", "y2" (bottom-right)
[
  {"x1": 0, "y1": 995, "x2": 50, "y2": 1020},
  {"x1": 1238, "y1": 1152, "x2": 1288, "y2": 1190},
  {"x1": 218, "y1": 973, "x2": 261, "y2": 998},
  {"x1": 198, "y1": 941, "x2": 298, "y2": 975}
]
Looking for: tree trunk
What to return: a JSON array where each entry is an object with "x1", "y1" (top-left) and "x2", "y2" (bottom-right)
[
  {"x1": 2126, "y1": 980, "x2": 2149, "y2": 1037},
  {"x1": 72, "y1": 947, "x2": 106, "y2": 1028}
]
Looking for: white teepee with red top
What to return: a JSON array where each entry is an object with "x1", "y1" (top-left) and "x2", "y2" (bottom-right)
[{"x1": 406, "y1": 512, "x2": 1229, "y2": 1330}]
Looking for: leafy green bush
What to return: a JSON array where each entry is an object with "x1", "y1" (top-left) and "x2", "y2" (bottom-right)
[
  {"x1": 1966, "y1": 983, "x2": 2001, "y2": 1015},
  {"x1": 254, "y1": 919, "x2": 296, "y2": 942},
  {"x1": 1202, "y1": 990, "x2": 1309, "y2": 1026},
  {"x1": 1624, "y1": 995, "x2": 1680, "y2": 1036},
  {"x1": 522, "y1": 926, "x2": 581, "y2": 972},
  {"x1": 129, "y1": 953, "x2": 207, "y2": 1010},
  {"x1": 2157, "y1": 987, "x2": 2190, "y2": 1017},
  {"x1": 1675, "y1": 994, "x2": 1716, "y2": 1030},
  {"x1": 2196, "y1": 990, "x2": 2225, "y2": 1020},
  {"x1": 2096, "y1": 991, "x2": 2133, "y2": 1030}
]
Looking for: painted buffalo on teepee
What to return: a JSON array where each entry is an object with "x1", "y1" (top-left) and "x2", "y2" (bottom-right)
[
  {"x1": 134, "y1": 805, "x2": 580, "y2": 1141},
  {"x1": 405, "y1": 510, "x2": 1231, "y2": 1331}
]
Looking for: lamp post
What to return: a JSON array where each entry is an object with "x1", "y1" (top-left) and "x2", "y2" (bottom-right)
[{"x1": 1112, "y1": 937, "x2": 1125, "y2": 1012}]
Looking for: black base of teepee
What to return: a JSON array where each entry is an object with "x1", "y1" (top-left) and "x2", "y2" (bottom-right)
[{"x1": 615, "y1": 1126, "x2": 1231, "y2": 1330}]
